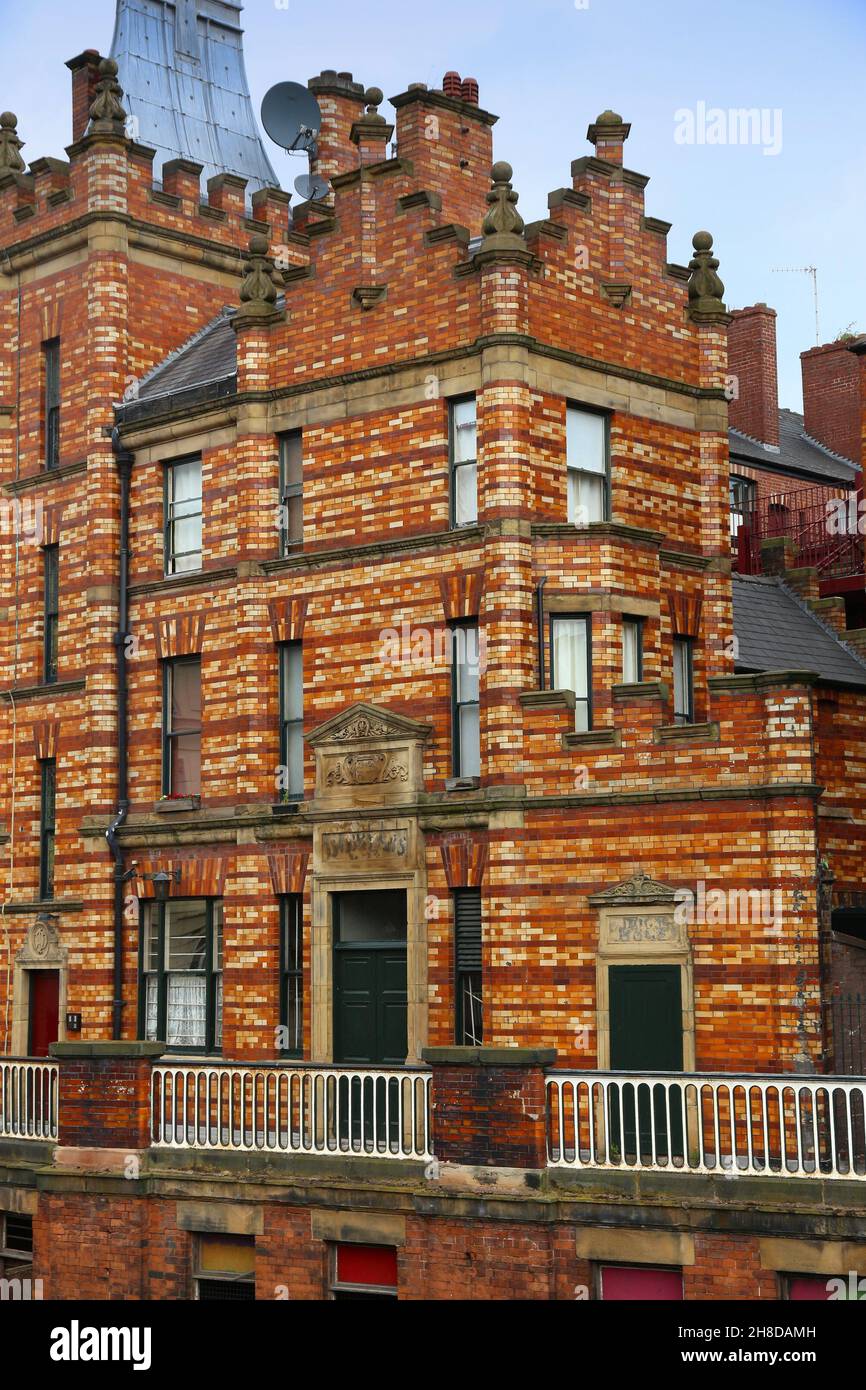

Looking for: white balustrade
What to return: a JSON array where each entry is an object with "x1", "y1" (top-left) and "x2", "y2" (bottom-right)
[
  {"x1": 151, "y1": 1063, "x2": 432, "y2": 1160},
  {"x1": 546, "y1": 1072, "x2": 866, "y2": 1180},
  {"x1": 0, "y1": 1059, "x2": 59, "y2": 1140}
]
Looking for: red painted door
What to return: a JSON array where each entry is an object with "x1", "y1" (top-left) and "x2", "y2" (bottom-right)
[{"x1": 28, "y1": 971, "x2": 59, "y2": 1057}]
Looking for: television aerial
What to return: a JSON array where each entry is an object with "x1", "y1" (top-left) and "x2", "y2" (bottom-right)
[{"x1": 261, "y1": 81, "x2": 330, "y2": 203}]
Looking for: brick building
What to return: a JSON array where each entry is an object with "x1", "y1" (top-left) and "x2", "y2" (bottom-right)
[{"x1": 1, "y1": 1, "x2": 865, "y2": 1302}]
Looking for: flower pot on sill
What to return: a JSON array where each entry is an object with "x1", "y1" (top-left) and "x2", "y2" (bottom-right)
[{"x1": 154, "y1": 796, "x2": 200, "y2": 813}]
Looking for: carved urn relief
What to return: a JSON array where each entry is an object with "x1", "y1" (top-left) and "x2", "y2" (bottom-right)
[{"x1": 307, "y1": 701, "x2": 431, "y2": 809}]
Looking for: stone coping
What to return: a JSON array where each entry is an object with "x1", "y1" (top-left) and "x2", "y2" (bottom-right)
[
  {"x1": 49, "y1": 1041, "x2": 165, "y2": 1059},
  {"x1": 422, "y1": 1046, "x2": 557, "y2": 1068}
]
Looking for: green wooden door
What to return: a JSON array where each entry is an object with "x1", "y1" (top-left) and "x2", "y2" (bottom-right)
[
  {"x1": 333, "y1": 948, "x2": 408, "y2": 1065},
  {"x1": 609, "y1": 964, "x2": 684, "y2": 1159},
  {"x1": 332, "y1": 890, "x2": 408, "y2": 1151}
]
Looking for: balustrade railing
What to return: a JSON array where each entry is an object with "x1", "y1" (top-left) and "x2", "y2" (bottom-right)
[
  {"x1": 0, "y1": 1059, "x2": 58, "y2": 1140},
  {"x1": 150, "y1": 1063, "x2": 432, "y2": 1160},
  {"x1": 546, "y1": 1071, "x2": 866, "y2": 1180}
]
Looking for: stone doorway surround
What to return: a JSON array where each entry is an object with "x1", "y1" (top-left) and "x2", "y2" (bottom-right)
[
  {"x1": 589, "y1": 873, "x2": 695, "y2": 1072},
  {"x1": 306, "y1": 703, "x2": 432, "y2": 1065},
  {"x1": 11, "y1": 913, "x2": 68, "y2": 1056}
]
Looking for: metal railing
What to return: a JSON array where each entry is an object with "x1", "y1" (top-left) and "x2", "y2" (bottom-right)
[
  {"x1": 831, "y1": 992, "x2": 865, "y2": 1075},
  {"x1": 151, "y1": 1063, "x2": 432, "y2": 1160},
  {"x1": 0, "y1": 1059, "x2": 59, "y2": 1141},
  {"x1": 546, "y1": 1071, "x2": 866, "y2": 1180},
  {"x1": 733, "y1": 483, "x2": 864, "y2": 580}
]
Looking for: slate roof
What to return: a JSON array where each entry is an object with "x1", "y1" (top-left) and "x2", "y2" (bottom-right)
[
  {"x1": 118, "y1": 309, "x2": 238, "y2": 423},
  {"x1": 732, "y1": 574, "x2": 866, "y2": 687},
  {"x1": 730, "y1": 408, "x2": 859, "y2": 486}
]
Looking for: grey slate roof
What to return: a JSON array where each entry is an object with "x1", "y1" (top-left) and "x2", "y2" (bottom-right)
[
  {"x1": 110, "y1": 0, "x2": 279, "y2": 193},
  {"x1": 118, "y1": 308, "x2": 237, "y2": 422},
  {"x1": 730, "y1": 408, "x2": 859, "y2": 486},
  {"x1": 732, "y1": 574, "x2": 866, "y2": 687}
]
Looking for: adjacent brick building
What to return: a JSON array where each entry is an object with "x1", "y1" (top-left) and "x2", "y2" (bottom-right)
[{"x1": 1, "y1": 1, "x2": 865, "y2": 1303}]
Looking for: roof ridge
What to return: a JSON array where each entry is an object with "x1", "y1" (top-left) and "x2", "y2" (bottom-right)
[
  {"x1": 797, "y1": 425, "x2": 858, "y2": 469},
  {"x1": 729, "y1": 425, "x2": 781, "y2": 453},
  {"x1": 777, "y1": 580, "x2": 866, "y2": 675},
  {"x1": 133, "y1": 308, "x2": 236, "y2": 395}
]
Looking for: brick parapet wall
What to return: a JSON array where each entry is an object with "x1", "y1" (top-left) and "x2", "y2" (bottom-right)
[
  {"x1": 51, "y1": 1042, "x2": 164, "y2": 1150},
  {"x1": 423, "y1": 1047, "x2": 555, "y2": 1167}
]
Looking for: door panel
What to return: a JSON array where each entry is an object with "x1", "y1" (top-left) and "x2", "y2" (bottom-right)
[
  {"x1": 334, "y1": 950, "x2": 408, "y2": 1065},
  {"x1": 608, "y1": 965, "x2": 683, "y2": 1158},
  {"x1": 28, "y1": 970, "x2": 60, "y2": 1057},
  {"x1": 378, "y1": 951, "x2": 409, "y2": 1066},
  {"x1": 334, "y1": 952, "x2": 379, "y2": 1064}
]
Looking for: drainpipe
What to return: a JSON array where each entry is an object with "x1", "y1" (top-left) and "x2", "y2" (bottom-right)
[
  {"x1": 107, "y1": 428, "x2": 133, "y2": 1039},
  {"x1": 536, "y1": 578, "x2": 548, "y2": 690}
]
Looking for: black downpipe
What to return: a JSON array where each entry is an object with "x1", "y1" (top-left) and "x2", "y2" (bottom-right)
[
  {"x1": 536, "y1": 577, "x2": 548, "y2": 690},
  {"x1": 107, "y1": 428, "x2": 133, "y2": 1039}
]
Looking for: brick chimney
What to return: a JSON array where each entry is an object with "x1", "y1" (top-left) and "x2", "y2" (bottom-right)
[
  {"x1": 308, "y1": 71, "x2": 367, "y2": 187},
  {"x1": 390, "y1": 76, "x2": 497, "y2": 236},
  {"x1": 66, "y1": 50, "x2": 104, "y2": 143},
  {"x1": 727, "y1": 304, "x2": 780, "y2": 447},
  {"x1": 801, "y1": 340, "x2": 863, "y2": 465}
]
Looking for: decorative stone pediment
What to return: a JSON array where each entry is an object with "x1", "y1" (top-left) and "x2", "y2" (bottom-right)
[
  {"x1": 16, "y1": 913, "x2": 66, "y2": 966},
  {"x1": 591, "y1": 874, "x2": 688, "y2": 954},
  {"x1": 308, "y1": 702, "x2": 431, "y2": 808},
  {"x1": 589, "y1": 872, "x2": 678, "y2": 906},
  {"x1": 308, "y1": 702, "x2": 431, "y2": 747}
]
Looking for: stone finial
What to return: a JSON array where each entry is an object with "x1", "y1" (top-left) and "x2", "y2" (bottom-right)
[
  {"x1": 481, "y1": 161, "x2": 526, "y2": 243},
  {"x1": 363, "y1": 87, "x2": 386, "y2": 122},
  {"x1": 87, "y1": 58, "x2": 128, "y2": 135},
  {"x1": 236, "y1": 233, "x2": 284, "y2": 324},
  {"x1": 0, "y1": 112, "x2": 25, "y2": 175},
  {"x1": 687, "y1": 231, "x2": 728, "y2": 322}
]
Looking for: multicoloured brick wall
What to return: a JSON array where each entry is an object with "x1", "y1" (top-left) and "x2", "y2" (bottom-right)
[{"x1": 0, "y1": 57, "x2": 857, "y2": 1081}]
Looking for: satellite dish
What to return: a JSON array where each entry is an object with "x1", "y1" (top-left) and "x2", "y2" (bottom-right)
[
  {"x1": 261, "y1": 82, "x2": 322, "y2": 155},
  {"x1": 294, "y1": 173, "x2": 330, "y2": 203}
]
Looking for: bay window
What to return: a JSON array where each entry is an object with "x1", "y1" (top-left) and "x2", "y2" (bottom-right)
[
  {"x1": 165, "y1": 456, "x2": 202, "y2": 574},
  {"x1": 451, "y1": 622, "x2": 480, "y2": 777},
  {"x1": 280, "y1": 894, "x2": 303, "y2": 1056},
  {"x1": 279, "y1": 642, "x2": 304, "y2": 800},
  {"x1": 162, "y1": 657, "x2": 202, "y2": 797},
  {"x1": 450, "y1": 397, "x2": 477, "y2": 527},
  {"x1": 566, "y1": 406, "x2": 608, "y2": 524},
  {"x1": 673, "y1": 638, "x2": 694, "y2": 725},
  {"x1": 141, "y1": 898, "x2": 223, "y2": 1052},
  {"x1": 550, "y1": 614, "x2": 591, "y2": 732},
  {"x1": 622, "y1": 617, "x2": 644, "y2": 684},
  {"x1": 278, "y1": 431, "x2": 303, "y2": 554}
]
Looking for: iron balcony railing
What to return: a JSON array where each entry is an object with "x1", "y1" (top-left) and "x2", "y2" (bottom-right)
[
  {"x1": 0, "y1": 1059, "x2": 59, "y2": 1141},
  {"x1": 733, "y1": 483, "x2": 865, "y2": 580},
  {"x1": 546, "y1": 1071, "x2": 866, "y2": 1180},
  {"x1": 151, "y1": 1062, "x2": 432, "y2": 1160}
]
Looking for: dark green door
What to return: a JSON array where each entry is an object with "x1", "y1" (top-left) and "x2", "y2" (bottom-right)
[
  {"x1": 333, "y1": 891, "x2": 408, "y2": 1151},
  {"x1": 333, "y1": 948, "x2": 408, "y2": 1065},
  {"x1": 609, "y1": 964, "x2": 684, "y2": 1160}
]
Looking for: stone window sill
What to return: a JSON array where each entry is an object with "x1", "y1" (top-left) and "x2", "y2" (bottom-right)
[
  {"x1": 519, "y1": 689, "x2": 576, "y2": 712},
  {"x1": 654, "y1": 721, "x2": 719, "y2": 745},
  {"x1": 562, "y1": 728, "x2": 621, "y2": 750},
  {"x1": 154, "y1": 796, "x2": 201, "y2": 813}
]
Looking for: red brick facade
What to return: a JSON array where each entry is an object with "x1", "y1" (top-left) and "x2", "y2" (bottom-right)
[{"x1": 1, "y1": 49, "x2": 865, "y2": 1303}]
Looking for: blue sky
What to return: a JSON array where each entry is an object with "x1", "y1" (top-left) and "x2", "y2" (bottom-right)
[{"x1": 3, "y1": 0, "x2": 865, "y2": 409}]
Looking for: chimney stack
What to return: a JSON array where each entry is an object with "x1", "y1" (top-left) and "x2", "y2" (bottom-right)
[
  {"x1": 308, "y1": 70, "x2": 367, "y2": 188},
  {"x1": 727, "y1": 304, "x2": 780, "y2": 447},
  {"x1": 801, "y1": 339, "x2": 863, "y2": 465},
  {"x1": 390, "y1": 75, "x2": 497, "y2": 235},
  {"x1": 66, "y1": 50, "x2": 104, "y2": 143}
]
